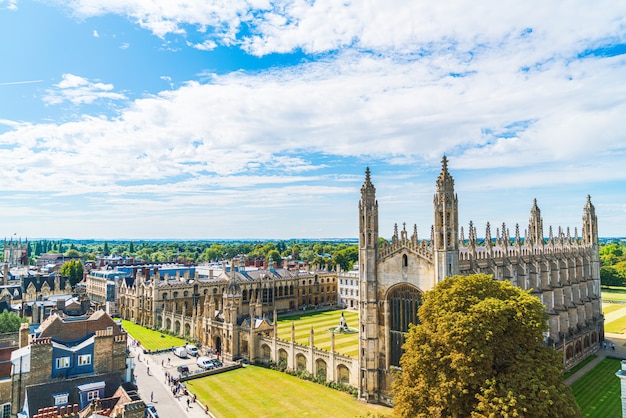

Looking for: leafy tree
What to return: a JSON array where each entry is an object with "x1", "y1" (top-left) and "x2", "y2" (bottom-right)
[
  {"x1": 59, "y1": 259, "x2": 84, "y2": 288},
  {"x1": 129, "y1": 241, "x2": 135, "y2": 253},
  {"x1": 103, "y1": 241, "x2": 110, "y2": 256},
  {"x1": 64, "y1": 249, "x2": 80, "y2": 258},
  {"x1": 0, "y1": 309, "x2": 26, "y2": 333},
  {"x1": 601, "y1": 266, "x2": 623, "y2": 286},
  {"x1": 267, "y1": 250, "x2": 282, "y2": 266},
  {"x1": 393, "y1": 274, "x2": 581, "y2": 418}
]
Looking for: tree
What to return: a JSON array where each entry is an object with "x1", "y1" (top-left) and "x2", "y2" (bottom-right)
[
  {"x1": 59, "y1": 259, "x2": 84, "y2": 288},
  {"x1": 103, "y1": 241, "x2": 110, "y2": 256},
  {"x1": 393, "y1": 274, "x2": 581, "y2": 418},
  {"x1": 0, "y1": 309, "x2": 27, "y2": 333}
]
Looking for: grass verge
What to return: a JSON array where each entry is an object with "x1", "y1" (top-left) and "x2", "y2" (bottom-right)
[{"x1": 563, "y1": 355, "x2": 596, "y2": 380}]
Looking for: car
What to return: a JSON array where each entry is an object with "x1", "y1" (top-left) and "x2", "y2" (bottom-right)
[
  {"x1": 196, "y1": 356, "x2": 213, "y2": 370},
  {"x1": 177, "y1": 365, "x2": 189, "y2": 375},
  {"x1": 145, "y1": 404, "x2": 159, "y2": 418},
  {"x1": 209, "y1": 359, "x2": 222, "y2": 368},
  {"x1": 186, "y1": 344, "x2": 199, "y2": 356}
]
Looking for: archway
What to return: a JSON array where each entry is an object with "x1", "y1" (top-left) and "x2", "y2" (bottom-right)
[
  {"x1": 315, "y1": 359, "x2": 327, "y2": 380},
  {"x1": 262, "y1": 344, "x2": 271, "y2": 361},
  {"x1": 296, "y1": 353, "x2": 307, "y2": 371},
  {"x1": 165, "y1": 318, "x2": 172, "y2": 331},
  {"x1": 387, "y1": 283, "x2": 422, "y2": 367},
  {"x1": 175, "y1": 320, "x2": 181, "y2": 335},
  {"x1": 184, "y1": 323, "x2": 191, "y2": 338},
  {"x1": 337, "y1": 364, "x2": 350, "y2": 383},
  {"x1": 278, "y1": 349, "x2": 288, "y2": 368},
  {"x1": 215, "y1": 336, "x2": 222, "y2": 355}
]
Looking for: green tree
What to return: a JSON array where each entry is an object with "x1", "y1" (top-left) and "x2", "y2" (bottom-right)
[
  {"x1": 59, "y1": 259, "x2": 84, "y2": 288},
  {"x1": 64, "y1": 249, "x2": 80, "y2": 258},
  {"x1": 0, "y1": 309, "x2": 26, "y2": 333},
  {"x1": 267, "y1": 250, "x2": 282, "y2": 266},
  {"x1": 601, "y1": 266, "x2": 622, "y2": 286},
  {"x1": 129, "y1": 241, "x2": 135, "y2": 253},
  {"x1": 103, "y1": 241, "x2": 110, "y2": 256},
  {"x1": 393, "y1": 274, "x2": 580, "y2": 418}
]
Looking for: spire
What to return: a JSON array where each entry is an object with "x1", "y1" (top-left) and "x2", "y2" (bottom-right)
[
  {"x1": 485, "y1": 222, "x2": 492, "y2": 250},
  {"x1": 582, "y1": 195, "x2": 598, "y2": 246},
  {"x1": 529, "y1": 198, "x2": 543, "y2": 246},
  {"x1": 436, "y1": 155, "x2": 455, "y2": 193}
]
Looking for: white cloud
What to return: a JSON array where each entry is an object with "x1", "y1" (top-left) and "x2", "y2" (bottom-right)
[
  {"x1": 0, "y1": 0, "x2": 18, "y2": 11},
  {"x1": 93, "y1": 29, "x2": 99, "y2": 37},
  {"x1": 43, "y1": 73, "x2": 127, "y2": 105}
]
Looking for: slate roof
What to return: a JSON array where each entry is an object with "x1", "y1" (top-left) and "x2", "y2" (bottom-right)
[
  {"x1": 23, "y1": 371, "x2": 123, "y2": 418},
  {"x1": 37, "y1": 310, "x2": 123, "y2": 341}
]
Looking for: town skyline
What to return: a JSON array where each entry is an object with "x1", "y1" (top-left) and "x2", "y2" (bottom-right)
[{"x1": 0, "y1": 1, "x2": 624, "y2": 239}]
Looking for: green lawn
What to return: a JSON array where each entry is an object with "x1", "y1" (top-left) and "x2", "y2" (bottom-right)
[
  {"x1": 186, "y1": 365, "x2": 390, "y2": 418},
  {"x1": 603, "y1": 303, "x2": 626, "y2": 315},
  {"x1": 601, "y1": 287, "x2": 626, "y2": 302},
  {"x1": 121, "y1": 320, "x2": 187, "y2": 351},
  {"x1": 572, "y1": 358, "x2": 622, "y2": 417},
  {"x1": 276, "y1": 310, "x2": 359, "y2": 357},
  {"x1": 605, "y1": 316, "x2": 626, "y2": 334}
]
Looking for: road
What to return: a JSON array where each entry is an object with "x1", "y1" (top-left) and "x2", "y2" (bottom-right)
[{"x1": 130, "y1": 339, "x2": 215, "y2": 418}]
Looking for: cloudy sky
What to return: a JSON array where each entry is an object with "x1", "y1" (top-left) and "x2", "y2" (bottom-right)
[{"x1": 0, "y1": 1, "x2": 624, "y2": 240}]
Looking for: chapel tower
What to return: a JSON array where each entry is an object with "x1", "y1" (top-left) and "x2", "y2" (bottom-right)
[
  {"x1": 433, "y1": 156, "x2": 459, "y2": 282},
  {"x1": 358, "y1": 167, "x2": 380, "y2": 402},
  {"x1": 528, "y1": 198, "x2": 544, "y2": 246}
]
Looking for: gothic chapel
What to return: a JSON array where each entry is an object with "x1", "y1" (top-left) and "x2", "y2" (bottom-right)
[{"x1": 357, "y1": 156, "x2": 603, "y2": 404}]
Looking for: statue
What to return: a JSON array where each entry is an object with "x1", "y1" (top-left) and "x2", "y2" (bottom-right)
[{"x1": 337, "y1": 312, "x2": 349, "y2": 333}]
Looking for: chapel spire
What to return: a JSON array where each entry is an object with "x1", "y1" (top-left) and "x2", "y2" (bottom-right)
[{"x1": 433, "y1": 155, "x2": 459, "y2": 282}]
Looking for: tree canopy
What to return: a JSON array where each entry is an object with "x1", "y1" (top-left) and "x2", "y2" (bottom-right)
[
  {"x1": 393, "y1": 274, "x2": 581, "y2": 418},
  {"x1": 59, "y1": 259, "x2": 84, "y2": 288},
  {"x1": 0, "y1": 309, "x2": 27, "y2": 333}
]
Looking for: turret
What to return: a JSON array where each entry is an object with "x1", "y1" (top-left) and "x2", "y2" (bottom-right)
[
  {"x1": 528, "y1": 198, "x2": 544, "y2": 246},
  {"x1": 433, "y1": 155, "x2": 459, "y2": 282}
]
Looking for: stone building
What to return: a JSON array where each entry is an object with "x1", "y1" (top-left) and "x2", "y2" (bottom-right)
[
  {"x1": 9, "y1": 311, "x2": 131, "y2": 417},
  {"x1": 117, "y1": 261, "x2": 338, "y2": 360},
  {"x1": 357, "y1": 156, "x2": 603, "y2": 404}
]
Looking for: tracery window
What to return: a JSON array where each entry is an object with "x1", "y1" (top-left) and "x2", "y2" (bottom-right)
[{"x1": 388, "y1": 284, "x2": 422, "y2": 367}]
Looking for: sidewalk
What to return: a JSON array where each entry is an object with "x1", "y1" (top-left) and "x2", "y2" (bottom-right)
[
  {"x1": 564, "y1": 332, "x2": 626, "y2": 386},
  {"x1": 130, "y1": 338, "x2": 216, "y2": 418}
]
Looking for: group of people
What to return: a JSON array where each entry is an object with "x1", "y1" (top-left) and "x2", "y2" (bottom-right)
[{"x1": 603, "y1": 341, "x2": 617, "y2": 351}]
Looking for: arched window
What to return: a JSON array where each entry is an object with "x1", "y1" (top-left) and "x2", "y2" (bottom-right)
[
  {"x1": 402, "y1": 254, "x2": 408, "y2": 267},
  {"x1": 388, "y1": 284, "x2": 422, "y2": 367}
]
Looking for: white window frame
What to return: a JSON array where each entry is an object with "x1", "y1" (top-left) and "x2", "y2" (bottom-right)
[
  {"x1": 0, "y1": 402, "x2": 10, "y2": 418},
  {"x1": 53, "y1": 393, "x2": 68, "y2": 406},
  {"x1": 56, "y1": 357, "x2": 70, "y2": 369},
  {"x1": 78, "y1": 354, "x2": 92, "y2": 366},
  {"x1": 87, "y1": 390, "x2": 99, "y2": 401}
]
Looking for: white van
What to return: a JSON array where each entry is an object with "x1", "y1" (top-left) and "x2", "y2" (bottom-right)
[
  {"x1": 186, "y1": 344, "x2": 199, "y2": 357},
  {"x1": 173, "y1": 346, "x2": 188, "y2": 358}
]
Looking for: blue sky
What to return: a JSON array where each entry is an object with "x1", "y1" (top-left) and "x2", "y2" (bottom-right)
[{"x1": 0, "y1": 0, "x2": 625, "y2": 240}]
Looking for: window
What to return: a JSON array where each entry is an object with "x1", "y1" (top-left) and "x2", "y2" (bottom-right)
[
  {"x1": 56, "y1": 357, "x2": 70, "y2": 369},
  {"x1": 0, "y1": 402, "x2": 10, "y2": 418},
  {"x1": 87, "y1": 390, "x2": 99, "y2": 401},
  {"x1": 78, "y1": 354, "x2": 92, "y2": 366},
  {"x1": 53, "y1": 393, "x2": 69, "y2": 406}
]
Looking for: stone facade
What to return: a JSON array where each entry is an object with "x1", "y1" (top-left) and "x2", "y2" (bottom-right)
[
  {"x1": 117, "y1": 262, "x2": 338, "y2": 361},
  {"x1": 357, "y1": 157, "x2": 603, "y2": 404}
]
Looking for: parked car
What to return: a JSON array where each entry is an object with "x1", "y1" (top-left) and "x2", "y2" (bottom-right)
[
  {"x1": 145, "y1": 404, "x2": 159, "y2": 418},
  {"x1": 177, "y1": 365, "x2": 189, "y2": 375},
  {"x1": 186, "y1": 344, "x2": 199, "y2": 356},
  {"x1": 173, "y1": 346, "x2": 188, "y2": 358},
  {"x1": 196, "y1": 356, "x2": 213, "y2": 370}
]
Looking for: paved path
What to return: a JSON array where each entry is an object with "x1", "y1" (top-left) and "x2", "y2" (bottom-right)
[
  {"x1": 564, "y1": 332, "x2": 626, "y2": 386},
  {"x1": 130, "y1": 338, "x2": 216, "y2": 418}
]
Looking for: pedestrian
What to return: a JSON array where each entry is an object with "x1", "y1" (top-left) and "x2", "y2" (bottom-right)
[
  {"x1": 613, "y1": 343, "x2": 616, "y2": 351},
  {"x1": 150, "y1": 392, "x2": 154, "y2": 402},
  {"x1": 187, "y1": 398, "x2": 190, "y2": 408},
  {"x1": 162, "y1": 360, "x2": 164, "y2": 367},
  {"x1": 147, "y1": 367, "x2": 150, "y2": 375},
  {"x1": 168, "y1": 357, "x2": 171, "y2": 365},
  {"x1": 603, "y1": 341, "x2": 607, "y2": 350}
]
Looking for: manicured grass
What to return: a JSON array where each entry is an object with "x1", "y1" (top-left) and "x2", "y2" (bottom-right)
[
  {"x1": 603, "y1": 303, "x2": 625, "y2": 315},
  {"x1": 186, "y1": 365, "x2": 390, "y2": 418},
  {"x1": 601, "y1": 287, "x2": 626, "y2": 302},
  {"x1": 121, "y1": 320, "x2": 187, "y2": 351},
  {"x1": 276, "y1": 310, "x2": 359, "y2": 357},
  {"x1": 572, "y1": 358, "x2": 621, "y2": 417},
  {"x1": 563, "y1": 355, "x2": 597, "y2": 380},
  {"x1": 605, "y1": 316, "x2": 626, "y2": 334}
]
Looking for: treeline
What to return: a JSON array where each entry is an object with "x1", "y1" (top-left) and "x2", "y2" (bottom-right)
[
  {"x1": 600, "y1": 242, "x2": 626, "y2": 286},
  {"x1": 8, "y1": 239, "x2": 360, "y2": 272}
]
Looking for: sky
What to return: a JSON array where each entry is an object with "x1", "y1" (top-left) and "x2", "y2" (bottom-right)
[{"x1": 0, "y1": 0, "x2": 625, "y2": 240}]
